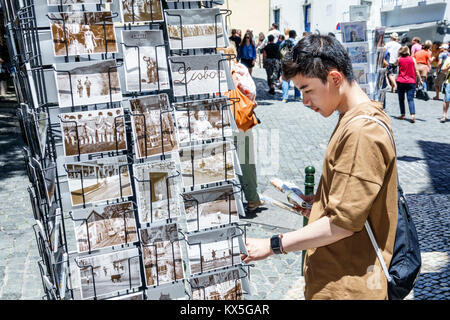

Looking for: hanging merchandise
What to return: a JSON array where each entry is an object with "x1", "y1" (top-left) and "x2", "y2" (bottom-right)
[{"x1": 5, "y1": 0, "x2": 252, "y2": 300}]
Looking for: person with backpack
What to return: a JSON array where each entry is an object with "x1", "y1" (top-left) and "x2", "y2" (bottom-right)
[
  {"x1": 433, "y1": 43, "x2": 448, "y2": 101},
  {"x1": 241, "y1": 34, "x2": 420, "y2": 300},
  {"x1": 279, "y1": 30, "x2": 301, "y2": 102},
  {"x1": 262, "y1": 34, "x2": 281, "y2": 95}
]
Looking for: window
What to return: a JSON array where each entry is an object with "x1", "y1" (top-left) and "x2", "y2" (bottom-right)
[
  {"x1": 304, "y1": 4, "x2": 311, "y2": 33},
  {"x1": 273, "y1": 9, "x2": 280, "y2": 27}
]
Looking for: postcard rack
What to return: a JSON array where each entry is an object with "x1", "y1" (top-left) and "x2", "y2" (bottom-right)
[{"x1": 4, "y1": 0, "x2": 253, "y2": 300}]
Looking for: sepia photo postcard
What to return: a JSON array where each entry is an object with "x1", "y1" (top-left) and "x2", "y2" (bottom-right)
[
  {"x1": 66, "y1": 155, "x2": 132, "y2": 207},
  {"x1": 120, "y1": 0, "x2": 163, "y2": 24},
  {"x1": 121, "y1": 30, "x2": 170, "y2": 92},
  {"x1": 182, "y1": 184, "x2": 239, "y2": 232},
  {"x1": 133, "y1": 159, "x2": 182, "y2": 224},
  {"x1": 107, "y1": 291, "x2": 143, "y2": 300},
  {"x1": 140, "y1": 223, "x2": 184, "y2": 287},
  {"x1": 169, "y1": 54, "x2": 230, "y2": 97},
  {"x1": 49, "y1": 11, "x2": 118, "y2": 57},
  {"x1": 344, "y1": 43, "x2": 369, "y2": 64},
  {"x1": 341, "y1": 21, "x2": 367, "y2": 43},
  {"x1": 76, "y1": 247, "x2": 141, "y2": 299},
  {"x1": 60, "y1": 108, "x2": 127, "y2": 157},
  {"x1": 165, "y1": 8, "x2": 228, "y2": 50},
  {"x1": 190, "y1": 269, "x2": 242, "y2": 300},
  {"x1": 174, "y1": 97, "x2": 232, "y2": 145},
  {"x1": 146, "y1": 281, "x2": 186, "y2": 300},
  {"x1": 129, "y1": 94, "x2": 178, "y2": 159},
  {"x1": 71, "y1": 201, "x2": 138, "y2": 253},
  {"x1": 54, "y1": 59, "x2": 122, "y2": 108},
  {"x1": 353, "y1": 65, "x2": 368, "y2": 85},
  {"x1": 179, "y1": 141, "x2": 236, "y2": 188}
]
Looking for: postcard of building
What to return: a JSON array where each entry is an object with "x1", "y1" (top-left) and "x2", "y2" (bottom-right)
[
  {"x1": 77, "y1": 247, "x2": 141, "y2": 299},
  {"x1": 341, "y1": 21, "x2": 367, "y2": 43},
  {"x1": 168, "y1": 54, "x2": 230, "y2": 97},
  {"x1": 49, "y1": 11, "x2": 118, "y2": 57},
  {"x1": 165, "y1": 8, "x2": 228, "y2": 50},
  {"x1": 60, "y1": 108, "x2": 126, "y2": 157},
  {"x1": 344, "y1": 43, "x2": 369, "y2": 64},
  {"x1": 66, "y1": 155, "x2": 132, "y2": 207},
  {"x1": 140, "y1": 223, "x2": 184, "y2": 286},
  {"x1": 133, "y1": 159, "x2": 182, "y2": 224},
  {"x1": 146, "y1": 281, "x2": 186, "y2": 300},
  {"x1": 174, "y1": 97, "x2": 232, "y2": 145},
  {"x1": 190, "y1": 269, "x2": 242, "y2": 300},
  {"x1": 182, "y1": 184, "x2": 239, "y2": 232},
  {"x1": 179, "y1": 141, "x2": 236, "y2": 188},
  {"x1": 121, "y1": 30, "x2": 170, "y2": 92},
  {"x1": 71, "y1": 201, "x2": 138, "y2": 253},
  {"x1": 54, "y1": 59, "x2": 122, "y2": 108},
  {"x1": 120, "y1": 0, "x2": 163, "y2": 24},
  {"x1": 128, "y1": 94, "x2": 178, "y2": 159}
]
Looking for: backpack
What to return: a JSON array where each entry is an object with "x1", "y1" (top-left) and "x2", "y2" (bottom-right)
[
  {"x1": 280, "y1": 39, "x2": 295, "y2": 59},
  {"x1": 346, "y1": 115, "x2": 421, "y2": 300},
  {"x1": 416, "y1": 85, "x2": 430, "y2": 101}
]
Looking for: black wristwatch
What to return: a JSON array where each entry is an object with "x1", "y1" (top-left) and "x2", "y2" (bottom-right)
[{"x1": 270, "y1": 234, "x2": 286, "y2": 255}]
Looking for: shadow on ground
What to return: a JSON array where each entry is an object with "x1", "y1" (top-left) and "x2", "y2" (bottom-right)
[{"x1": 417, "y1": 140, "x2": 450, "y2": 194}]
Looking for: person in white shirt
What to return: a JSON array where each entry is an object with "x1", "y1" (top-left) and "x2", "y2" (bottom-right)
[
  {"x1": 265, "y1": 23, "x2": 281, "y2": 44},
  {"x1": 385, "y1": 33, "x2": 402, "y2": 93}
]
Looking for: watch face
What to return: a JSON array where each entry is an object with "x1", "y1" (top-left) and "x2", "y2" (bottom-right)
[{"x1": 271, "y1": 235, "x2": 281, "y2": 254}]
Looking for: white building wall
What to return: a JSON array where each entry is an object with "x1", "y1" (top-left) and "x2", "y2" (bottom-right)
[{"x1": 270, "y1": 0, "x2": 305, "y2": 36}]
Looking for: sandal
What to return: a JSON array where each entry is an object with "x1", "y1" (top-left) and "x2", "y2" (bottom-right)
[
  {"x1": 397, "y1": 115, "x2": 405, "y2": 120},
  {"x1": 440, "y1": 117, "x2": 446, "y2": 123},
  {"x1": 247, "y1": 200, "x2": 265, "y2": 211}
]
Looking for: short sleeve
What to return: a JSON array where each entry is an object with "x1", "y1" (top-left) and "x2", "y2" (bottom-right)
[{"x1": 325, "y1": 121, "x2": 392, "y2": 232}]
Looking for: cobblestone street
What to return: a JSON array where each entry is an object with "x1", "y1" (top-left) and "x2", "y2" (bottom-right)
[{"x1": 0, "y1": 68, "x2": 449, "y2": 299}]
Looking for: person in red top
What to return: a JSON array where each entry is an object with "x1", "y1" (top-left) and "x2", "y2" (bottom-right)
[
  {"x1": 396, "y1": 46, "x2": 422, "y2": 122},
  {"x1": 414, "y1": 40, "x2": 434, "y2": 92}
]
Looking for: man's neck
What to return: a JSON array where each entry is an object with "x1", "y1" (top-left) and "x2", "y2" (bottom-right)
[{"x1": 336, "y1": 82, "x2": 371, "y2": 115}]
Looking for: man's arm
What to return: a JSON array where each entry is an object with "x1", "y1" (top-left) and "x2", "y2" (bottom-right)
[{"x1": 242, "y1": 216, "x2": 354, "y2": 264}]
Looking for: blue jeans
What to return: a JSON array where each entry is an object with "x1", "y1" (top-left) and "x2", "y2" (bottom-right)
[
  {"x1": 397, "y1": 82, "x2": 416, "y2": 115},
  {"x1": 282, "y1": 80, "x2": 301, "y2": 100},
  {"x1": 445, "y1": 83, "x2": 450, "y2": 102}
]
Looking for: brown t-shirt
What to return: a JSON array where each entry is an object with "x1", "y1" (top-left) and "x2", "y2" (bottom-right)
[{"x1": 304, "y1": 101, "x2": 398, "y2": 300}]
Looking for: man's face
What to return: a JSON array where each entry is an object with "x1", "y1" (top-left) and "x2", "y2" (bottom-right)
[{"x1": 291, "y1": 72, "x2": 341, "y2": 118}]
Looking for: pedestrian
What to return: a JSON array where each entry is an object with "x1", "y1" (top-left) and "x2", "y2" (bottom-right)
[
  {"x1": 396, "y1": 46, "x2": 421, "y2": 123},
  {"x1": 266, "y1": 23, "x2": 281, "y2": 45},
  {"x1": 439, "y1": 52, "x2": 450, "y2": 123},
  {"x1": 433, "y1": 43, "x2": 449, "y2": 101},
  {"x1": 410, "y1": 37, "x2": 422, "y2": 57},
  {"x1": 276, "y1": 34, "x2": 285, "y2": 47},
  {"x1": 256, "y1": 32, "x2": 266, "y2": 67},
  {"x1": 279, "y1": 30, "x2": 301, "y2": 102},
  {"x1": 237, "y1": 32, "x2": 256, "y2": 76},
  {"x1": 229, "y1": 29, "x2": 241, "y2": 52},
  {"x1": 242, "y1": 34, "x2": 399, "y2": 300},
  {"x1": 385, "y1": 33, "x2": 401, "y2": 93},
  {"x1": 262, "y1": 34, "x2": 281, "y2": 95},
  {"x1": 414, "y1": 40, "x2": 434, "y2": 92}
]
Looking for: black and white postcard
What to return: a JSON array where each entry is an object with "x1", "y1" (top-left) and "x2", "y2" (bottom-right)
[
  {"x1": 182, "y1": 184, "x2": 239, "y2": 232},
  {"x1": 341, "y1": 21, "x2": 367, "y2": 43},
  {"x1": 179, "y1": 141, "x2": 236, "y2": 188},
  {"x1": 146, "y1": 281, "x2": 186, "y2": 300},
  {"x1": 49, "y1": 11, "x2": 118, "y2": 57},
  {"x1": 77, "y1": 247, "x2": 141, "y2": 299},
  {"x1": 120, "y1": 0, "x2": 163, "y2": 23},
  {"x1": 54, "y1": 60, "x2": 122, "y2": 108},
  {"x1": 133, "y1": 160, "x2": 182, "y2": 224},
  {"x1": 60, "y1": 108, "x2": 126, "y2": 157},
  {"x1": 165, "y1": 8, "x2": 228, "y2": 50},
  {"x1": 140, "y1": 223, "x2": 184, "y2": 286},
  {"x1": 66, "y1": 155, "x2": 132, "y2": 206},
  {"x1": 122, "y1": 30, "x2": 170, "y2": 92},
  {"x1": 169, "y1": 54, "x2": 230, "y2": 97},
  {"x1": 71, "y1": 202, "x2": 138, "y2": 253},
  {"x1": 129, "y1": 94, "x2": 178, "y2": 158},
  {"x1": 47, "y1": 0, "x2": 112, "y2": 4},
  {"x1": 190, "y1": 269, "x2": 242, "y2": 300},
  {"x1": 174, "y1": 97, "x2": 232, "y2": 145}
]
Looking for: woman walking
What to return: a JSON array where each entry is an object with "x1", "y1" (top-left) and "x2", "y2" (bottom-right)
[
  {"x1": 237, "y1": 32, "x2": 257, "y2": 76},
  {"x1": 396, "y1": 46, "x2": 422, "y2": 123},
  {"x1": 414, "y1": 40, "x2": 433, "y2": 92}
]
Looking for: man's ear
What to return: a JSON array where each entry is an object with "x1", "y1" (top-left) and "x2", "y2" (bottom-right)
[{"x1": 329, "y1": 70, "x2": 344, "y2": 87}]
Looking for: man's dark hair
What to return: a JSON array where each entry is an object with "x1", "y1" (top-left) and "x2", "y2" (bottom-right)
[
  {"x1": 231, "y1": 29, "x2": 237, "y2": 35},
  {"x1": 272, "y1": 23, "x2": 279, "y2": 30},
  {"x1": 289, "y1": 30, "x2": 297, "y2": 39},
  {"x1": 268, "y1": 34, "x2": 275, "y2": 43},
  {"x1": 282, "y1": 34, "x2": 355, "y2": 84},
  {"x1": 328, "y1": 32, "x2": 336, "y2": 38}
]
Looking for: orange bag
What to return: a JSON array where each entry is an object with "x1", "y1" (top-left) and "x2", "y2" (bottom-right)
[{"x1": 224, "y1": 87, "x2": 259, "y2": 132}]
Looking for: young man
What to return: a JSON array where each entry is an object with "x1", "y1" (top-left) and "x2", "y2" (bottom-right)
[
  {"x1": 242, "y1": 34, "x2": 398, "y2": 300},
  {"x1": 385, "y1": 33, "x2": 401, "y2": 92}
]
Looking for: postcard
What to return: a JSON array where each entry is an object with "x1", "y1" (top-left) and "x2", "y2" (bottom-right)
[
  {"x1": 107, "y1": 292, "x2": 143, "y2": 300},
  {"x1": 353, "y1": 65, "x2": 368, "y2": 85},
  {"x1": 174, "y1": 97, "x2": 232, "y2": 145},
  {"x1": 140, "y1": 223, "x2": 184, "y2": 286},
  {"x1": 133, "y1": 159, "x2": 182, "y2": 224},
  {"x1": 60, "y1": 108, "x2": 126, "y2": 157},
  {"x1": 129, "y1": 94, "x2": 178, "y2": 158},
  {"x1": 48, "y1": 0, "x2": 112, "y2": 5},
  {"x1": 146, "y1": 281, "x2": 186, "y2": 300},
  {"x1": 374, "y1": 27, "x2": 386, "y2": 49},
  {"x1": 66, "y1": 155, "x2": 132, "y2": 206},
  {"x1": 344, "y1": 43, "x2": 369, "y2": 64},
  {"x1": 120, "y1": 0, "x2": 163, "y2": 23},
  {"x1": 71, "y1": 202, "x2": 138, "y2": 253},
  {"x1": 122, "y1": 30, "x2": 170, "y2": 92},
  {"x1": 190, "y1": 269, "x2": 242, "y2": 300},
  {"x1": 49, "y1": 11, "x2": 118, "y2": 57},
  {"x1": 341, "y1": 21, "x2": 367, "y2": 43},
  {"x1": 54, "y1": 59, "x2": 122, "y2": 108}
]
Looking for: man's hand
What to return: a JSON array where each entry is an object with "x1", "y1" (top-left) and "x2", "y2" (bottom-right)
[
  {"x1": 292, "y1": 193, "x2": 314, "y2": 219},
  {"x1": 241, "y1": 238, "x2": 273, "y2": 264}
]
